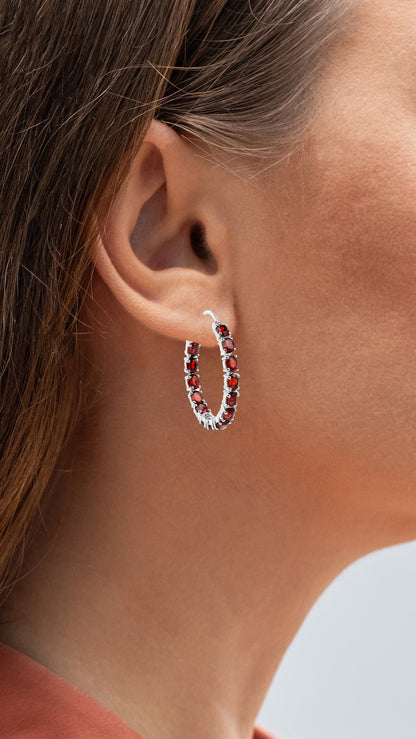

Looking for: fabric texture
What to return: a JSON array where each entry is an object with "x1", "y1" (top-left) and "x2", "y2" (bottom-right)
[{"x1": 0, "y1": 641, "x2": 277, "y2": 738}]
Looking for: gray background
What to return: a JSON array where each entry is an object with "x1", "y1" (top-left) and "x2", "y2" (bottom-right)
[{"x1": 256, "y1": 540, "x2": 416, "y2": 739}]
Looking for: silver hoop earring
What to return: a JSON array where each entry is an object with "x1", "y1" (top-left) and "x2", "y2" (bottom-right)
[{"x1": 184, "y1": 310, "x2": 239, "y2": 430}]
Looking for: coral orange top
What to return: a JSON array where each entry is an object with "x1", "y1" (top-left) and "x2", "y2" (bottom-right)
[{"x1": 0, "y1": 641, "x2": 277, "y2": 738}]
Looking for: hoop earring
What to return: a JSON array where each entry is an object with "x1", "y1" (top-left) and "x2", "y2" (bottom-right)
[{"x1": 184, "y1": 310, "x2": 239, "y2": 430}]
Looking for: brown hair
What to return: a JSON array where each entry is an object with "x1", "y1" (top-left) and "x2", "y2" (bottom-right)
[{"x1": 0, "y1": 0, "x2": 356, "y2": 602}]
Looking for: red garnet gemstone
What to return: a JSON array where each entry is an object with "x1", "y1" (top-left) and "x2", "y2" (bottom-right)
[
  {"x1": 191, "y1": 391, "x2": 204, "y2": 404},
  {"x1": 225, "y1": 355, "x2": 238, "y2": 371},
  {"x1": 187, "y1": 375, "x2": 200, "y2": 389},
  {"x1": 222, "y1": 338, "x2": 234, "y2": 353},
  {"x1": 194, "y1": 400, "x2": 206, "y2": 410},
  {"x1": 217, "y1": 323, "x2": 229, "y2": 337},
  {"x1": 187, "y1": 342, "x2": 199, "y2": 356},
  {"x1": 227, "y1": 375, "x2": 239, "y2": 390},
  {"x1": 186, "y1": 358, "x2": 198, "y2": 372},
  {"x1": 221, "y1": 408, "x2": 235, "y2": 421},
  {"x1": 226, "y1": 391, "x2": 238, "y2": 406}
]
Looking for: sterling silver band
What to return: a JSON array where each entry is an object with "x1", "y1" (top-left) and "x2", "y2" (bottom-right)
[{"x1": 184, "y1": 310, "x2": 239, "y2": 431}]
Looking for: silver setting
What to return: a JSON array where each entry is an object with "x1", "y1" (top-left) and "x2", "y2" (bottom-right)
[{"x1": 184, "y1": 310, "x2": 239, "y2": 430}]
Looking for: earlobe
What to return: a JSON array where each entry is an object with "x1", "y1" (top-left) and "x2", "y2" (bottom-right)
[{"x1": 90, "y1": 119, "x2": 236, "y2": 346}]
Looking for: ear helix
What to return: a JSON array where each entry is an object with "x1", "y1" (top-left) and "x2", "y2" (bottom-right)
[{"x1": 184, "y1": 310, "x2": 239, "y2": 430}]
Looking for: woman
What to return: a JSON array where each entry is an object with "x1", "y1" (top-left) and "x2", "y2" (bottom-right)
[{"x1": 0, "y1": 0, "x2": 413, "y2": 737}]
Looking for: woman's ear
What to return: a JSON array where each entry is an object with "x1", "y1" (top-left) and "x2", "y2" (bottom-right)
[{"x1": 90, "y1": 119, "x2": 236, "y2": 347}]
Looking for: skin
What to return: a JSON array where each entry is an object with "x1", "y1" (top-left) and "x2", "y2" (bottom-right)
[{"x1": 1, "y1": 1, "x2": 416, "y2": 737}]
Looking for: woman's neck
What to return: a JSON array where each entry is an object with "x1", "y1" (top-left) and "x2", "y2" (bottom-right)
[{"x1": 0, "y1": 347, "x2": 401, "y2": 739}]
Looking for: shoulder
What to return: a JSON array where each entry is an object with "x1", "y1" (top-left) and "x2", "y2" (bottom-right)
[
  {"x1": 254, "y1": 723, "x2": 288, "y2": 739},
  {"x1": 0, "y1": 641, "x2": 139, "y2": 737}
]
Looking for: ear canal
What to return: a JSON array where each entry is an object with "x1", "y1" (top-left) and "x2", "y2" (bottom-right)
[{"x1": 189, "y1": 222, "x2": 217, "y2": 274}]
